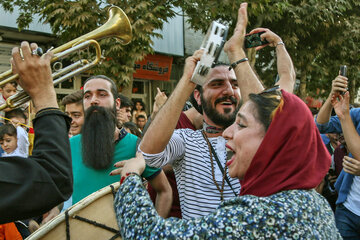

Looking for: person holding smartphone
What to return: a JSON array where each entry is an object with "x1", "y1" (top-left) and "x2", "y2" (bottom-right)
[{"x1": 316, "y1": 70, "x2": 360, "y2": 239}]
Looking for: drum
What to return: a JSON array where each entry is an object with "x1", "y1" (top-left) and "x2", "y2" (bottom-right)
[{"x1": 27, "y1": 182, "x2": 122, "y2": 240}]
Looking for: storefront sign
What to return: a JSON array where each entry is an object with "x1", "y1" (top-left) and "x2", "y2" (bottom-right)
[{"x1": 133, "y1": 54, "x2": 173, "y2": 81}]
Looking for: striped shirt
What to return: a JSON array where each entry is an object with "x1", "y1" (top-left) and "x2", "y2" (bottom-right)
[{"x1": 141, "y1": 128, "x2": 241, "y2": 220}]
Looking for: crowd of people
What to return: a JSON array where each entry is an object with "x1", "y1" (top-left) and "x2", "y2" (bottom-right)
[{"x1": 0, "y1": 1, "x2": 359, "y2": 239}]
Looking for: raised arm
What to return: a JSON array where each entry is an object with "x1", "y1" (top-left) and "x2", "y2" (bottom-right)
[
  {"x1": 139, "y1": 51, "x2": 202, "y2": 154},
  {"x1": 223, "y1": 3, "x2": 264, "y2": 102},
  {"x1": 274, "y1": 41, "x2": 295, "y2": 93},
  {"x1": 316, "y1": 75, "x2": 348, "y2": 124},
  {"x1": 332, "y1": 92, "x2": 360, "y2": 160},
  {"x1": 249, "y1": 28, "x2": 296, "y2": 93}
]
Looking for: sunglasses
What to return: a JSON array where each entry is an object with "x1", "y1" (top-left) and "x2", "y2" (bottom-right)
[{"x1": 260, "y1": 85, "x2": 280, "y2": 94}]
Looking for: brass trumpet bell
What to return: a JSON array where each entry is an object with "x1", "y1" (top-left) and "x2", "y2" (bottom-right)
[{"x1": 0, "y1": 6, "x2": 132, "y2": 111}]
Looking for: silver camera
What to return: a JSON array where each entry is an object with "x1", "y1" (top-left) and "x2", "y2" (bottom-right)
[{"x1": 191, "y1": 21, "x2": 228, "y2": 86}]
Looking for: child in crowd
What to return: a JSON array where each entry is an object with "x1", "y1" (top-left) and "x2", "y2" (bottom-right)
[
  {"x1": 0, "y1": 82, "x2": 18, "y2": 123},
  {"x1": 131, "y1": 99, "x2": 147, "y2": 123},
  {"x1": 5, "y1": 108, "x2": 28, "y2": 126},
  {"x1": 0, "y1": 82, "x2": 29, "y2": 124},
  {"x1": 0, "y1": 123, "x2": 29, "y2": 158}
]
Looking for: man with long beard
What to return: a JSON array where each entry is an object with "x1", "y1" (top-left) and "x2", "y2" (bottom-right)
[
  {"x1": 70, "y1": 75, "x2": 172, "y2": 217},
  {"x1": 139, "y1": 25, "x2": 295, "y2": 219}
]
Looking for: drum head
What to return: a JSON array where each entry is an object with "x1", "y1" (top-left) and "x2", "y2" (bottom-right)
[{"x1": 27, "y1": 182, "x2": 122, "y2": 240}]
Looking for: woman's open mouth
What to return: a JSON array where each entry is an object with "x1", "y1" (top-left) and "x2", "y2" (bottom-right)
[{"x1": 225, "y1": 144, "x2": 235, "y2": 167}]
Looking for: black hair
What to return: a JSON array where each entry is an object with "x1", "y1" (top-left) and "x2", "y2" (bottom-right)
[
  {"x1": 0, "y1": 124, "x2": 17, "y2": 140},
  {"x1": 189, "y1": 88, "x2": 202, "y2": 113},
  {"x1": 5, "y1": 108, "x2": 27, "y2": 123},
  {"x1": 61, "y1": 90, "x2": 83, "y2": 106},
  {"x1": 136, "y1": 114, "x2": 146, "y2": 120},
  {"x1": 123, "y1": 121, "x2": 142, "y2": 138},
  {"x1": 133, "y1": 99, "x2": 146, "y2": 112},
  {"x1": 248, "y1": 90, "x2": 282, "y2": 131},
  {"x1": 119, "y1": 94, "x2": 133, "y2": 108}
]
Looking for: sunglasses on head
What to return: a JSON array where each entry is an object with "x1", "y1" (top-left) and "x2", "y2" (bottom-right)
[{"x1": 260, "y1": 85, "x2": 280, "y2": 94}]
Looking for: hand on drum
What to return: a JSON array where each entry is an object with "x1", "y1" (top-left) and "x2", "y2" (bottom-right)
[{"x1": 110, "y1": 151, "x2": 146, "y2": 183}]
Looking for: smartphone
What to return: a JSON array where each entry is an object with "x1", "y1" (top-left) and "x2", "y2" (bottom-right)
[
  {"x1": 244, "y1": 31, "x2": 269, "y2": 49},
  {"x1": 340, "y1": 65, "x2": 347, "y2": 77},
  {"x1": 340, "y1": 65, "x2": 347, "y2": 94}
]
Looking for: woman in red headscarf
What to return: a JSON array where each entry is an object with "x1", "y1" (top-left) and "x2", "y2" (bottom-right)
[
  {"x1": 112, "y1": 88, "x2": 341, "y2": 239},
  {"x1": 112, "y1": 1, "x2": 341, "y2": 237}
]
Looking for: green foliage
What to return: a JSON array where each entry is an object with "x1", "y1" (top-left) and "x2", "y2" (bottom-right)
[
  {"x1": 0, "y1": 0, "x2": 178, "y2": 86},
  {"x1": 181, "y1": 0, "x2": 360, "y2": 100},
  {"x1": 1, "y1": 0, "x2": 359, "y2": 99}
]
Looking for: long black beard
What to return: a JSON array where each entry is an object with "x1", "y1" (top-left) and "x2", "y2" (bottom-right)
[
  {"x1": 200, "y1": 94, "x2": 239, "y2": 128},
  {"x1": 81, "y1": 105, "x2": 116, "y2": 169}
]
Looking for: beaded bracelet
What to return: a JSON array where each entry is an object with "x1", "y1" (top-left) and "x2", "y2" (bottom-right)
[{"x1": 229, "y1": 57, "x2": 248, "y2": 70}]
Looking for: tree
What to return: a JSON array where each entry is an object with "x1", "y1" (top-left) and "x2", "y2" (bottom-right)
[
  {"x1": 0, "y1": 0, "x2": 181, "y2": 88},
  {"x1": 2, "y1": 0, "x2": 360, "y2": 101},
  {"x1": 181, "y1": 0, "x2": 360, "y2": 101}
]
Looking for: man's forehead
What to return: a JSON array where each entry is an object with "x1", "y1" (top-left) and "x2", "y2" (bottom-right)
[
  {"x1": 84, "y1": 78, "x2": 112, "y2": 91},
  {"x1": 204, "y1": 66, "x2": 236, "y2": 84},
  {"x1": 66, "y1": 103, "x2": 84, "y2": 112}
]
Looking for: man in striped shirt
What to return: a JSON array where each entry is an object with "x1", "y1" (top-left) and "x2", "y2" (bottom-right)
[{"x1": 139, "y1": 16, "x2": 295, "y2": 218}]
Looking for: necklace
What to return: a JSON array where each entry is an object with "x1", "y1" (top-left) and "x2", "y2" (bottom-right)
[
  {"x1": 203, "y1": 121, "x2": 223, "y2": 134},
  {"x1": 201, "y1": 130, "x2": 227, "y2": 201}
]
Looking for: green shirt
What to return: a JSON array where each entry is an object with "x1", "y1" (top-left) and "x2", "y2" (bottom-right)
[{"x1": 70, "y1": 132, "x2": 159, "y2": 204}]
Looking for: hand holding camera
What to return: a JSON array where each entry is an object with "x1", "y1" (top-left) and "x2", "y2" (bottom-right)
[{"x1": 246, "y1": 28, "x2": 282, "y2": 50}]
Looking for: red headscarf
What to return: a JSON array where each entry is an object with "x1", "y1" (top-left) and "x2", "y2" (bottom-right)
[{"x1": 239, "y1": 90, "x2": 330, "y2": 197}]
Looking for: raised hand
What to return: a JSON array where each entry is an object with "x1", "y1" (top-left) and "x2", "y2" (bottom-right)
[
  {"x1": 330, "y1": 75, "x2": 348, "y2": 98},
  {"x1": 11, "y1": 41, "x2": 58, "y2": 112},
  {"x1": 223, "y1": 2, "x2": 248, "y2": 60},
  {"x1": 331, "y1": 91, "x2": 350, "y2": 120},
  {"x1": 248, "y1": 28, "x2": 282, "y2": 51},
  {"x1": 182, "y1": 49, "x2": 203, "y2": 81},
  {"x1": 154, "y1": 87, "x2": 167, "y2": 109}
]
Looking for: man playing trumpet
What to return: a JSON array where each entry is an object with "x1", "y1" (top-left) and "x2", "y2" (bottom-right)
[{"x1": 0, "y1": 42, "x2": 73, "y2": 223}]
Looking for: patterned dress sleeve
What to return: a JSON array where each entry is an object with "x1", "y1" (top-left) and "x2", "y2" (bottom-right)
[{"x1": 114, "y1": 175, "x2": 235, "y2": 239}]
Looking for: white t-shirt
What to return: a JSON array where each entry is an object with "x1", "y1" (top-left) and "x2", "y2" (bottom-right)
[
  {"x1": 344, "y1": 176, "x2": 360, "y2": 216},
  {"x1": 141, "y1": 128, "x2": 241, "y2": 220}
]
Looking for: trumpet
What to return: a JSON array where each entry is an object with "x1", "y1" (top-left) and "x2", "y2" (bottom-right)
[{"x1": 0, "y1": 6, "x2": 132, "y2": 111}]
